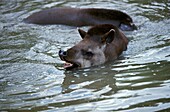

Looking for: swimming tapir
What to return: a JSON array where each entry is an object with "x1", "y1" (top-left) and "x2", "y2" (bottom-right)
[
  {"x1": 24, "y1": 7, "x2": 137, "y2": 31},
  {"x1": 59, "y1": 24, "x2": 128, "y2": 70}
]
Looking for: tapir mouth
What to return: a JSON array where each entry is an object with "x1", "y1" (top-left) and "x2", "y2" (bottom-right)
[
  {"x1": 64, "y1": 62, "x2": 80, "y2": 70},
  {"x1": 62, "y1": 58, "x2": 80, "y2": 70}
]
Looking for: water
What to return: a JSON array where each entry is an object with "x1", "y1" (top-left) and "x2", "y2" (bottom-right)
[{"x1": 0, "y1": 0, "x2": 170, "y2": 111}]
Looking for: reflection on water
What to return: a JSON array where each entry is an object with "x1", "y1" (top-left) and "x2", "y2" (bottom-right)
[{"x1": 0, "y1": 0, "x2": 170, "y2": 111}]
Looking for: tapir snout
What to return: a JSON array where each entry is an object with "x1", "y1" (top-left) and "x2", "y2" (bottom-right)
[{"x1": 59, "y1": 50, "x2": 67, "y2": 59}]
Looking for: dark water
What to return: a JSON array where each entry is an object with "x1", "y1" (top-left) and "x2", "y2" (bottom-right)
[{"x1": 0, "y1": 0, "x2": 170, "y2": 111}]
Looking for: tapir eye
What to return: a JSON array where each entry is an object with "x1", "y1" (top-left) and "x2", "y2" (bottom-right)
[
  {"x1": 85, "y1": 51, "x2": 93, "y2": 57},
  {"x1": 82, "y1": 50, "x2": 94, "y2": 58}
]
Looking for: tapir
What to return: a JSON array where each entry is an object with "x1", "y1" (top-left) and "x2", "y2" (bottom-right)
[
  {"x1": 59, "y1": 24, "x2": 128, "y2": 70},
  {"x1": 24, "y1": 7, "x2": 137, "y2": 31}
]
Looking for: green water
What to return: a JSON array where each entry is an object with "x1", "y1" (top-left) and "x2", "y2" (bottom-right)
[{"x1": 0, "y1": 0, "x2": 170, "y2": 111}]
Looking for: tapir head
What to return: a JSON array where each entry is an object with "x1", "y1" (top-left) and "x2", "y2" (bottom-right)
[{"x1": 59, "y1": 24, "x2": 128, "y2": 70}]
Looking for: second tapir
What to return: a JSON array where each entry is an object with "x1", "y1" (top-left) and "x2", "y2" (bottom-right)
[
  {"x1": 59, "y1": 24, "x2": 128, "y2": 70},
  {"x1": 24, "y1": 7, "x2": 137, "y2": 31}
]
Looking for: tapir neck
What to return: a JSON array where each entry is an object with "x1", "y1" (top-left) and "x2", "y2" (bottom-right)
[{"x1": 104, "y1": 32, "x2": 128, "y2": 61}]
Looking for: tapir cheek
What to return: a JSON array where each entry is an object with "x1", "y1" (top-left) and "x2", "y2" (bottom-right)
[{"x1": 77, "y1": 58, "x2": 92, "y2": 68}]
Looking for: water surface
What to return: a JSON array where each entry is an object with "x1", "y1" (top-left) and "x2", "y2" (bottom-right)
[{"x1": 0, "y1": 0, "x2": 170, "y2": 111}]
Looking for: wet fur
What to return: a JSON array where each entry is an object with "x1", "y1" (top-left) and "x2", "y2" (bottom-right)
[
  {"x1": 24, "y1": 7, "x2": 136, "y2": 31},
  {"x1": 59, "y1": 24, "x2": 128, "y2": 69},
  {"x1": 87, "y1": 24, "x2": 128, "y2": 61}
]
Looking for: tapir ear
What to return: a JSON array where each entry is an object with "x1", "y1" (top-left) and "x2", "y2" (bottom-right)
[
  {"x1": 101, "y1": 29, "x2": 115, "y2": 44},
  {"x1": 78, "y1": 29, "x2": 86, "y2": 39}
]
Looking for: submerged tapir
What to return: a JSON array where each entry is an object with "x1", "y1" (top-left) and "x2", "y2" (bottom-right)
[
  {"x1": 24, "y1": 7, "x2": 137, "y2": 31},
  {"x1": 59, "y1": 24, "x2": 128, "y2": 70}
]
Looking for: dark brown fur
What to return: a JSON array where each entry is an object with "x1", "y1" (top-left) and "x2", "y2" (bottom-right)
[
  {"x1": 59, "y1": 24, "x2": 128, "y2": 70},
  {"x1": 24, "y1": 7, "x2": 137, "y2": 31}
]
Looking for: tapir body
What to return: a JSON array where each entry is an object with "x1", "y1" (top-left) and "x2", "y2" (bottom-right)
[
  {"x1": 59, "y1": 24, "x2": 128, "y2": 70},
  {"x1": 24, "y1": 7, "x2": 137, "y2": 31}
]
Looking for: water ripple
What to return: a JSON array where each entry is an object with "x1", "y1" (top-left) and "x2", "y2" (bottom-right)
[{"x1": 0, "y1": 0, "x2": 170, "y2": 111}]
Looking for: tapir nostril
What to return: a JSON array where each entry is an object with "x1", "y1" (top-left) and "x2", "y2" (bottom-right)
[
  {"x1": 63, "y1": 51, "x2": 67, "y2": 56},
  {"x1": 59, "y1": 50, "x2": 67, "y2": 56}
]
